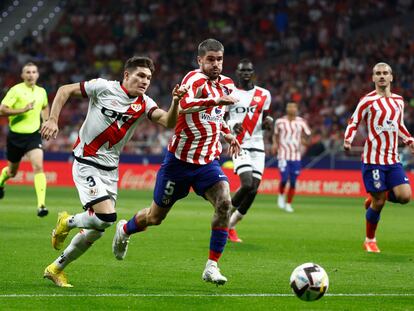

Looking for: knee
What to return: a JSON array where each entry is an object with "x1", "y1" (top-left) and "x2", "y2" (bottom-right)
[
  {"x1": 95, "y1": 213, "x2": 117, "y2": 230},
  {"x1": 216, "y1": 198, "x2": 232, "y2": 218},
  {"x1": 83, "y1": 230, "x2": 104, "y2": 244},
  {"x1": 241, "y1": 183, "x2": 254, "y2": 193},
  {"x1": 373, "y1": 198, "x2": 386, "y2": 209},
  {"x1": 32, "y1": 165, "x2": 43, "y2": 174},
  {"x1": 397, "y1": 194, "x2": 411, "y2": 204}
]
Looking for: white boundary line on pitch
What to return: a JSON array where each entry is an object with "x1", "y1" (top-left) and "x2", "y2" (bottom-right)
[{"x1": 1, "y1": 293, "x2": 414, "y2": 298}]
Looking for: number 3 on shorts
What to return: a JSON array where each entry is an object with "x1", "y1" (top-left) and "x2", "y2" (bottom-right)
[
  {"x1": 372, "y1": 169, "x2": 380, "y2": 181},
  {"x1": 86, "y1": 176, "x2": 96, "y2": 187},
  {"x1": 164, "y1": 180, "x2": 175, "y2": 195}
]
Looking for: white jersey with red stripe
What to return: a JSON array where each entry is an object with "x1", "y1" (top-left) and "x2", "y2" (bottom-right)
[
  {"x1": 274, "y1": 116, "x2": 311, "y2": 161},
  {"x1": 226, "y1": 86, "x2": 271, "y2": 150},
  {"x1": 344, "y1": 90, "x2": 414, "y2": 165},
  {"x1": 168, "y1": 69, "x2": 234, "y2": 164},
  {"x1": 73, "y1": 78, "x2": 158, "y2": 168}
]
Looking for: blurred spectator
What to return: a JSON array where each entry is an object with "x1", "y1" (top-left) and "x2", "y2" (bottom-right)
[{"x1": 1, "y1": 0, "x2": 414, "y2": 157}]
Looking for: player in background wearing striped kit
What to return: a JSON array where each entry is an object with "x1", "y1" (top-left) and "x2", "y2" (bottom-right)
[
  {"x1": 112, "y1": 39, "x2": 241, "y2": 285},
  {"x1": 344, "y1": 62, "x2": 414, "y2": 253},
  {"x1": 272, "y1": 102, "x2": 311, "y2": 213},
  {"x1": 225, "y1": 59, "x2": 273, "y2": 242}
]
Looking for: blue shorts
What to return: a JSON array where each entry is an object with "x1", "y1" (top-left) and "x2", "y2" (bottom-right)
[
  {"x1": 362, "y1": 163, "x2": 409, "y2": 193},
  {"x1": 153, "y1": 152, "x2": 229, "y2": 208},
  {"x1": 278, "y1": 160, "x2": 301, "y2": 183}
]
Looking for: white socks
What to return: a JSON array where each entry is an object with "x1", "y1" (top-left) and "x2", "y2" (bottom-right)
[
  {"x1": 54, "y1": 229, "x2": 103, "y2": 270},
  {"x1": 68, "y1": 211, "x2": 109, "y2": 230},
  {"x1": 229, "y1": 210, "x2": 244, "y2": 229}
]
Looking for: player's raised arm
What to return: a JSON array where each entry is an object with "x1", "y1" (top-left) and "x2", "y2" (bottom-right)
[
  {"x1": 40, "y1": 83, "x2": 82, "y2": 140},
  {"x1": 178, "y1": 81, "x2": 238, "y2": 114},
  {"x1": 151, "y1": 84, "x2": 188, "y2": 128}
]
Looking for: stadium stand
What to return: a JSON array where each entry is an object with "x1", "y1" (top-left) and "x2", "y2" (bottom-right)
[{"x1": 1, "y1": 0, "x2": 414, "y2": 158}]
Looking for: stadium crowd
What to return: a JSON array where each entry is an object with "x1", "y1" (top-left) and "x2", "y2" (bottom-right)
[{"x1": 1, "y1": 0, "x2": 414, "y2": 157}]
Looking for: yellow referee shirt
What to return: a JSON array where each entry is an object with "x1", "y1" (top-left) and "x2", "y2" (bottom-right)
[{"x1": 1, "y1": 82, "x2": 48, "y2": 134}]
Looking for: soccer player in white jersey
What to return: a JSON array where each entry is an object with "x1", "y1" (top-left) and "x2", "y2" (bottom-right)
[
  {"x1": 39, "y1": 56, "x2": 188, "y2": 287},
  {"x1": 225, "y1": 59, "x2": 272, "y2": 242},
  {"x1": 344, "y1": 62, "x2": 414, "y2": 253},
  {"x1": 272, "y1": 102, "x2": 311, "y2": 213},
  {"x1": 112, "y1": 39, "x2": 241, "y2": 286}
]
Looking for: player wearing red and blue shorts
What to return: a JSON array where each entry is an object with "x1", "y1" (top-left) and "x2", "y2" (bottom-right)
[
  {"x1": 112, "y1": 39, "x2": 241, "y2": 285},
  {"x1": 344, "y1": 62, "x2": 414, "y2": 253}
]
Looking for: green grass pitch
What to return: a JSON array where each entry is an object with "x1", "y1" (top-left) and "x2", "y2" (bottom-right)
[{"x1": 0, "y1": 185, "x2": 413, "y2": 310}]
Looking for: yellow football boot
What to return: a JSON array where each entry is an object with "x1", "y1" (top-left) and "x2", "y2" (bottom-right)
[
  {"x1": 52, "y1": 212, "x2": 71, "y2": 250},
  {"x1": 43, "y1": 263, "x2": 73, "y2": 288}
]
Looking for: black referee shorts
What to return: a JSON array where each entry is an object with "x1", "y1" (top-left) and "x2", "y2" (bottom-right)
[{"x1": 6, "y1": 130, "x2": 43, "y2": 163}]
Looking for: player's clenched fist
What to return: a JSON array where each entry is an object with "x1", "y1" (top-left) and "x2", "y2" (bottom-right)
[
  {"x1": 172, "y1": 84, "x2": 189, "y2": 103},
  {"x1": 343, "y1": 140, "x2": 351, "y2": 151},
  {"x1": 224, "y1": 133, "x2": 241, "y2": 158}
]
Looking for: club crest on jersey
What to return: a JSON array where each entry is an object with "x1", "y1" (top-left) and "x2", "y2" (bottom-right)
[
  {"x1": 375, "y1": 120, "x2": 396, "y2": 132},
  {"x1": 253, "y1": 96, "x2": 262, "y2": 102},
  {"x1": 131, "y1": 103, "x2": 142, "y2": 112},
  {"x1": 215, "y1": 107, "x2": 222, "y2": 115}
]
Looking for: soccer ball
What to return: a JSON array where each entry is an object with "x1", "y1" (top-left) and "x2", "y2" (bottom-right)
[{"x1": 290, "y1": 263, "x2": 329, "y2": 301}]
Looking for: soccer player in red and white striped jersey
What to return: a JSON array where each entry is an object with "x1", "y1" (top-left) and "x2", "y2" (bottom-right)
[
  {"x1": 272, "y1": 102, "x2": 311, "y2": 212},
  {"x1": 344, "y1": 62, "x2": 414, "y2": 253},
  {"x1": 113, "y1": 39, "x2": 241, "y2": 286},
  {"x1": 167, "y1": 56, "x2": 236, "y2": 164}
]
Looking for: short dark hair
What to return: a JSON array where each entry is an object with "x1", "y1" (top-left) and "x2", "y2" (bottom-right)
[
  {"x1": 237, "y1": 58, "x2": 253, "y2": 69},
  {"x1": 238, "y1": 58, "x2": 252, "y2": 65},
  {"x1": 22, "y1": 62, "x2": 37, "y2": 71},
  {"x1": 124, "y1": 56, "x2": 155, "y2": 73},
  {"x1": 198, "y1": 38, "x2": 224, "y2": 56}
]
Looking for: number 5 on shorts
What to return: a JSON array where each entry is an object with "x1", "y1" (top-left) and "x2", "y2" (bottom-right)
[{"x1": 164, "y1": 180, "x2": 175, "y2": 195}]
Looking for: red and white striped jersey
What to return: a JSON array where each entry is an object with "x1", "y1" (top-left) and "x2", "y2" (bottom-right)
[
  {"x1": 73, "y1": 78, "x2": 158, "y2": 168},
  {"x1": 344, "y1": 90, "x2": 414, "y2": 165},
  {"x1": 274, "y1": 116, "x2": 311, "y2": 161},
  {"x1": 168, "y1": 69, "x2": 234, "y2": 165},
  {"x1": 226, "y1": 86, "x2": 271, "y2": 150}
]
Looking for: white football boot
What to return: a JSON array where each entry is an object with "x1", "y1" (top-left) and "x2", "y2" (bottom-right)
[
  {"x1": 278, "y1": 194, "x2": 286, "y2": 209},
  {"x1": 285, "y1": 203, "x2": 294, "y2": 213},
  {"x1": 112, "y1": 220, "x2": 130, "y2": 260},
  {"x1": 202, "y1": 260, "x2": 227, "y2": 285}
]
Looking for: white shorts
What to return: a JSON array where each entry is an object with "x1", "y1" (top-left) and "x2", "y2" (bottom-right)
[
  {"x1": 72, "y1": 160, "x2": 118, "y2": 209},
  {"x1": 232, "y1": 149, "x2": 265, "y2": 180}
]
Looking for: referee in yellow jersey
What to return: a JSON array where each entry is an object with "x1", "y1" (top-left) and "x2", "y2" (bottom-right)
[{"x1": 0, "y1": 62, "x2": 50, "y2": 217}]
